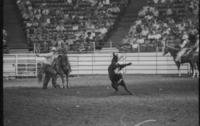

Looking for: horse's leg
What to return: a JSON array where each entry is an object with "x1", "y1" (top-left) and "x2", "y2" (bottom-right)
[
  {"x1": 43, "y1": 74, "x2": 50, "y2": 89},
  {"x1": 66, "y1": 74, "x2": 69, "y2": 88},
  {"x1": 119, "y1": 80, "x2": 132, "y2": 95},
  {"x1": 189, "y1": 62, "x2": 194, "y2": 76},
  {"x1": 197, "y1": 65, "x2": 199, "y2": 77},
  {"x1": 197, "y1": 61, "x2": 199, "y2": 77},
  {"x1": 59, "y1": 74, "x2": 65, "y2": 88},
  {"x1": 51, "y1": 68, "x2": 60, "y2": 88},
  {"x1": 177, "y1": 63, "x2": 181, "y2": 77},
  {"x1": 192, "y1": 63, "x2": 197, "y2": 78},
  {"x1": 52, "y1": 75, "x2": 60, "y2": 88},
  {"x1": 111, "y1": 82, "x2": 119, "y2": 92},
  {"x1": 190, "y1": 63, "x2": 195, "y2": 78}
]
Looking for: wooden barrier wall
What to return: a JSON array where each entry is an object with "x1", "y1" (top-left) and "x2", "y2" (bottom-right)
[{"x1": 3, "y1": 53, "x2": 190, "y2": 77}]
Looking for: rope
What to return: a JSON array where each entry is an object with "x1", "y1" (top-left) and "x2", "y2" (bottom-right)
[{"x1": 166, "y1": 45, "x2": 180, "y2": 51}]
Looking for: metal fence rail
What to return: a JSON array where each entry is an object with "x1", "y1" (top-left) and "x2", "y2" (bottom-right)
[{"x1": 3, "y1": 52, "x2": 190, "y2": 77}]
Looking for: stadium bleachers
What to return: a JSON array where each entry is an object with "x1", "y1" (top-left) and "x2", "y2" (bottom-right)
[
  {"x1": 4, "y1": 0, "x2": 198, "y2": 53},
  {"x1": 119, "y1": 0, "x2": 199, "y2": 52},
  {"x1": 16, "y1": 0, "x2": 128, "y2": 53}
]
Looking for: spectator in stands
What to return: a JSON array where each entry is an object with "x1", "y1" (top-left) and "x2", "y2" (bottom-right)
[
  {"x1": 56, "y1": 38, "x2": 65, "y2": 51},
  {"x1": 41, "y1": 41, "x2": 47, "y2": 53},
  {"x1": 17, "y1": 0, "x2": 129, "y2": 52},
  {"x1": 3, "y1": 29, "x2": 9, "y2": 53},
  {"x1": 153, "y1": 0, "x2": 159, "y2": 4},
  {"x1": 166, "y1": 8, "x2": 173, "y2": 17},
  {"x1": 56, "y1": 22, "x2": 65, "y2": 32},
  {"x1": 3, "y1": 29, "x2": 7, "y2": 42}
]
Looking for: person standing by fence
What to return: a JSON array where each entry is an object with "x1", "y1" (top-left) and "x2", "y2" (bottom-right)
[{"x1": 36, "y1": 47, "x2": 59, "y2": 89}]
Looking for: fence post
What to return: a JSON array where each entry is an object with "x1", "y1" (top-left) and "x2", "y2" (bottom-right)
[
  {"x1": 34, "y1": 43, "x2": 36, "y2": 54},
  {"x1": 15, "y1": 55, "x2": 18, "y2": 77},
  {"x1": 93, "y1": 42, "x2": 95, "y2": 53},
  {"x1": 92, "y1": 53, "x2": 94, "y2": 75},
  {"x1": 110, "y1": 41, "x2": 112, "y2": 48},
  {"x1": 25, "y1": 58, "x2": 27, "y2": 77},
  {"x1": 35, "y1": 55, "x2": 37, "y2": 77},
  {"x1": 138, "y1": 43, "x2": 140, "y2": 53},
  {"x1": 156, "y1": 48, "x2": 158, "y2": 74},
  {"x1": 77, "y1": 55, "x2": 79, "y2": 77}
]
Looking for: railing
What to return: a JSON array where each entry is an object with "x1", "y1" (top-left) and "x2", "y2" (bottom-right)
[{"x1": 3, "y1": 52, "x2": 190, "y2": 77}]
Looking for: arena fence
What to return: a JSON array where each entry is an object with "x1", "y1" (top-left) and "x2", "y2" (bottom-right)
[{"x1": 3, "y1": 52, "x2": 190, "y2": 77}]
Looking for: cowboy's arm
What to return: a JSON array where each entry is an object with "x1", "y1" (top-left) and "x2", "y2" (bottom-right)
[
  {"x1": 117, "y1": 63, "x2": 132, "y2": 69},
  {"x1": 36, "y1": 53, "x2": 53, "y2": 58}
]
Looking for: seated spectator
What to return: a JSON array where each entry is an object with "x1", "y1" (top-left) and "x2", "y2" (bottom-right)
[
  {"x1": 3, "y1": 29, "x2": 7, "y2": 41},
  {"x1": 56, "y1": 23, "x2": 65, "y2": 32},
  {"x1": 56, "y1": 38, "x2": 65, "y2": 52}
]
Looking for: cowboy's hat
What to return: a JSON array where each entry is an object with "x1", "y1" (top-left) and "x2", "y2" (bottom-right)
[{"x1": 51, "y1": 47, "x2": 57, "y2": 51}]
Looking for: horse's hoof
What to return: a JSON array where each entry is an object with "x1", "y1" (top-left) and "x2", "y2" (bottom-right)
[{"x1": 55, "y1": 85, "x2": 61, "y2": 88}]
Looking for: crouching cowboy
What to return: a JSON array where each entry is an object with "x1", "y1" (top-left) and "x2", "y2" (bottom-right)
[
  {"x1": 36, "y1": 47, "x2": 60, "y2": 89},
  {"x1": 108, "y1": 53, "x2": 133, "y2": 95}
]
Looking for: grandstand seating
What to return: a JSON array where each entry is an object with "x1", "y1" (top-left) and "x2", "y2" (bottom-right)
[
  {"x1": 119, "y1": 0, "x2": 199, "y2": 52},
  {"x1": 16, "y1": 0, "x2": 129, "y2": 53},
  {"x1": 4, "y1": 0, "x2": 198, "y2": 53},
  {"x1": 108, "y1": 0, "x2": 147, "y2": 47}
]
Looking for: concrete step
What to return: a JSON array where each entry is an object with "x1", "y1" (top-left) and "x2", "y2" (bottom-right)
[
  {"x1": 4, "y1": 0, "x2": 28, "y2": 50},
  {"x1": 107, "y1": 0, "x2": 147, "y2": 47},
  {"x1": 120, "y1": 18, "x2": 136, "y2": 23}
]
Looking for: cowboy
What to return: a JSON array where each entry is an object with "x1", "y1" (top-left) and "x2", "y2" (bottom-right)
[
  {"x1": 36, "y1": 47, "x2": 58, "y2": 89},
  {"x1": 184, "y1": 31, "x2": 199, "y2": 54},
  {"x1": 36, "y1": 47, "x2": 58, "y2": 67},
  {"x1": 108, "y1": 53, "x2": 132, "y2": 95},
  {"x1": 175, "y1": 32, "x2": 190, "y2": 62}
]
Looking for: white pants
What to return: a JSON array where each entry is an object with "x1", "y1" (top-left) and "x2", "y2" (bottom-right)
[{"x1": 196, "y1": 47, "x2": 199, "y2": 52}]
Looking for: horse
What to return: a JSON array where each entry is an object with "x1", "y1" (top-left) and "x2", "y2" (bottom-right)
[
  {"x1": 55, "y1": 54, "x2": 71, "y2": 88},
  {"x1": 163, "y1": 45, "x2": 199, "y2": 77},
  {"x1": 37, "y1": 54, "x2": 71, "y2": 89},
  {"x1": 108, "y1": 53, "x2": 133, "y2": 95}
]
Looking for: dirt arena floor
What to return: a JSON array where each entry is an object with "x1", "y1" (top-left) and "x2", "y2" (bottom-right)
[{"x1": 3, "y1": 75, "x2": 199, "y2": 126}]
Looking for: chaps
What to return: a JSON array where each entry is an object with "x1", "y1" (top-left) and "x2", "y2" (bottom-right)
[{"x1": 42, "y1": 64, "x2": 57, "y2": 89}]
